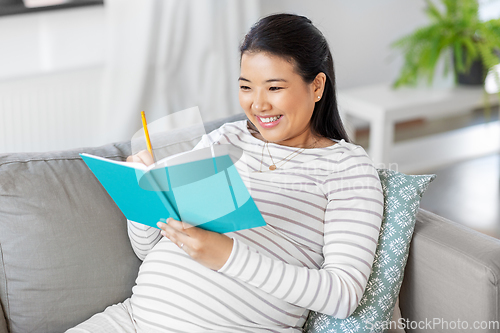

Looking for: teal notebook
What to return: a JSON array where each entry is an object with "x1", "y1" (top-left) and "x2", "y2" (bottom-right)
[{"x1": 80, "y1": 145, "x2": 266, "y2": 233}]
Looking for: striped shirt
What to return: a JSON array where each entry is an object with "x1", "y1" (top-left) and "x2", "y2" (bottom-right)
[{"x1": 127, "y1": 120, "x2": 384, "y2": 332}]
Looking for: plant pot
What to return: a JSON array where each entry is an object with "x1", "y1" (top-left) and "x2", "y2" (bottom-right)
[{"x1": 453, "y1": 49, "x2": 486, "y2": 86}]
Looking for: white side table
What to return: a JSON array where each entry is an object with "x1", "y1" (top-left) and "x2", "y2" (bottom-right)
[{"x1": 337, "y1": 83, "x2": 497, "y2": 166}]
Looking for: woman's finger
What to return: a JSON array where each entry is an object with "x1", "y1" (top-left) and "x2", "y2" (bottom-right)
[
  {"x1": 125, "y1": 150, "x2": 154, "y2": 166},
  {"x1": 126, "y1": 155, "x2": 143, "y2": 163},
  {"x1": 137, "y1": 150, "x2": 154, "y2": 166},
  {"x1": 156, "y1": 219, "x2": 233, "y2": 270},
  {"x1": 164, "y1": 218, "x2": 195, "y2": 234},
  {"x1": 157, "y1": 221, "x2": 190, "y2": 249}
]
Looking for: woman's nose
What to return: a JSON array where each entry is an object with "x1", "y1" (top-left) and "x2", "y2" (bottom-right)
[{"x1": 252, "y1": 91, "x2": 270, "y2": 112}]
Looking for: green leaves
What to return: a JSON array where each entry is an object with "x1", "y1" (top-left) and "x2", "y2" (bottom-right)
[{"x1": 391, "y1": 0, "x2": 500, "y2": 88}]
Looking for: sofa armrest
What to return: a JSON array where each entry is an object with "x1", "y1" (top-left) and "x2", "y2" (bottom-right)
[{"x1": 399, "y1": 208, "x2": 500, "y2": 333}]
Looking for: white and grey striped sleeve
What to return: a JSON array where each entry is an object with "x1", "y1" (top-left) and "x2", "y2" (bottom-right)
[
  {"x1": 320, "y1": 150, "x2": 383, "y2": 317},
  {"x1": 218, "y1": 148, "x2": 383, "y2": 319},
  {"x1": 126, "y1": 220, "x2": 162, "y2": 260}
]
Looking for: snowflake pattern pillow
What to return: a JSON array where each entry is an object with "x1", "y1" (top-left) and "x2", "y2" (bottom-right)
[{"x1": 303, "y1": 169, "x2": 436, "y2": 333}]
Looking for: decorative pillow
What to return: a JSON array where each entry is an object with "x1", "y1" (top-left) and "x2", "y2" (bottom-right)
[{"x1": 303, "y1": 169, "x2": 436, "y2": 333}]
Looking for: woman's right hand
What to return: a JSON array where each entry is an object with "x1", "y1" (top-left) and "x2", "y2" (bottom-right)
[{"x1": 126, "y1": 150, "x2": 154, "y2": 166}]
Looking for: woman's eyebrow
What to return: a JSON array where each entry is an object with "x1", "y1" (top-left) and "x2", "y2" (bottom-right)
[
  {"x1": 238, "y1": 77, "x2": 287, "y2": 83},
  {"x1": 265, "y1": 78, "x2": 287, "y2": 83}
]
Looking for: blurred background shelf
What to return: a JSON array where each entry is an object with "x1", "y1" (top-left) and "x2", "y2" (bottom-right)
[
  {"x1": 338, "y1": 83, "x2": 499, "y2": 167},
  {"x1": 352, "y1": 106, "x2": 500, "y2": 239}
]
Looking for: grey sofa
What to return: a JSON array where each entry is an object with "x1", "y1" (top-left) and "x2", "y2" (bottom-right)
[{"x1": 1, "y1": 113, "x2": 499, "y2": 333}]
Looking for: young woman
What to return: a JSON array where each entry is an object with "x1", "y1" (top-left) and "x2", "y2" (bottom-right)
[{"x1": 69, "y1": 13, "x2": 383, "y2": 333}]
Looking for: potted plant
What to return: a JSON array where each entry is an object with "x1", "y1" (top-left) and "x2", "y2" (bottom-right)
[{"x1": 391, "y1": 0, "x2": 500, "y2": 89}]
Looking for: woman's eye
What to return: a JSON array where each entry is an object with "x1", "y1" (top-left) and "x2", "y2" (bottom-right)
[
  {"x1": 269, "y1": 87, "x2": 283, "y2": 91},
  {"x1": 240, "y1": 86, "x2": 250, "y2": 91}
]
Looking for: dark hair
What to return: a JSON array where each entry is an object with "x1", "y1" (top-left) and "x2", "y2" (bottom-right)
[{"x1": 240, "y1": 13, "x2": 350, "y2": 142}]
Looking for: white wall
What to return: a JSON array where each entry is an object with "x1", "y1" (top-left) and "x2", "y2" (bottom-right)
[
  {"x1": 0, "y1": 6, "x2": 107, "y2": 153},
  {"x1": 0, "y1": 1, "x2": 433, "y2": 87},
  {"x1": 0, "y1": 5, "x2": 106, "y2": 79},
  {"x1": 479, "y1": 0, "x2": 500, "y2": 20},
  {"x1": 0, "y1": 0, "x2": 450, "y2": 152},
  {"x1": 260, "y1": 0, "x2": 430, "y2": 89}
]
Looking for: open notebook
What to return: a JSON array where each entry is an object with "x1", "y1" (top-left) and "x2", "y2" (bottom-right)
[{"x1": 80, "y1": 145, "x2": 266, "y2": 233}]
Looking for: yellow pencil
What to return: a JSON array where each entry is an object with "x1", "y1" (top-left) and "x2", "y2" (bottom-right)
[{"x1": 141, "y1": 111, "x2": 155, "y2": 162}]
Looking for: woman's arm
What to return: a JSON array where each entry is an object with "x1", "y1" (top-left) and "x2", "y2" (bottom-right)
[
  {"x1": 218, "y1": 152, "x2": 384, "y2": 319},
  {"x1": 125, "y1": 128, "x2": 220, "y2": 260},
  {"x1": 127, "y1": 220, "x2": 162, "y2": 260}
]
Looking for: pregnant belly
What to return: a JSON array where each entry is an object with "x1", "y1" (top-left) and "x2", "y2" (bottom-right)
[{"x1": 129, "y1": 238, "x2": 306, "y2": 332}]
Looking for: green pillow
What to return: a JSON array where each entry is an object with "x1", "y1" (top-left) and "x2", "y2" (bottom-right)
[{"x1": 304, "y1": 169, "x2": 436, "y2": 333}]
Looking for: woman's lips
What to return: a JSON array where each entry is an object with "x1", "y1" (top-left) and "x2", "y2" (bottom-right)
[{"x1": 256, "y1": 115, "x2": 283, "y2": 128}]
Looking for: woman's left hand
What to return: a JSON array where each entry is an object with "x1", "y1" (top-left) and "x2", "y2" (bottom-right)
[{"x1": 157, "y1": 218, "x2": 234, "y2": 271}]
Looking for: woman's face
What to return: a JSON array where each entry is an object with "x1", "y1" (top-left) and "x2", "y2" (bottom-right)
[{"x1": 238, "y1": 52, "x2": 324, "y2": 147}]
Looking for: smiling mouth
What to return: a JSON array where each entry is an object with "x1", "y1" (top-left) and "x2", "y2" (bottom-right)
[{"x1": 257, "y1": 115, "x2": 283, "y2": 123}]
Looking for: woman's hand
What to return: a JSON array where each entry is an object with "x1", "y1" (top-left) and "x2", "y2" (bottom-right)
[
  {"x1": 129, "y1": 151, "x2": 234, "y2": 270},
  {"x1": 157, "y1": 218, "x2": 234, "y2": 271},
  {"x1": 126, "y1": 150, "x2": 154, "y2": 166}
]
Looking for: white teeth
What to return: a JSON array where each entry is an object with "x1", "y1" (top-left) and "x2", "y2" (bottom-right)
[{"x1": 259, "y1": 115, "x2": 281, "y2": 123}]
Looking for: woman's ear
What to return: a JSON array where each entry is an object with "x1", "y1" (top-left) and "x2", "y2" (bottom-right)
[{"x1": 313, "y1": 72, "x2": 326, "y2": 100}]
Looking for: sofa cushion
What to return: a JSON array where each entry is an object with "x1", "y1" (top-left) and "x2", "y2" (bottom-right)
[
  {"x1": 0, "y1": 113, "x2": 246, "y2": 333},
  {"x1": 0, "y1": 300, "x2": 6, "y2": 333},
  {"x1": 0, "y1": 142, "x2": 140, "y2": 333},
  {"x1": 400, "y1": 209, "x2": 500, "y2": 332},
  {"x1": 304, "y1": 169, "x2": 436, "y2": 333}
]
